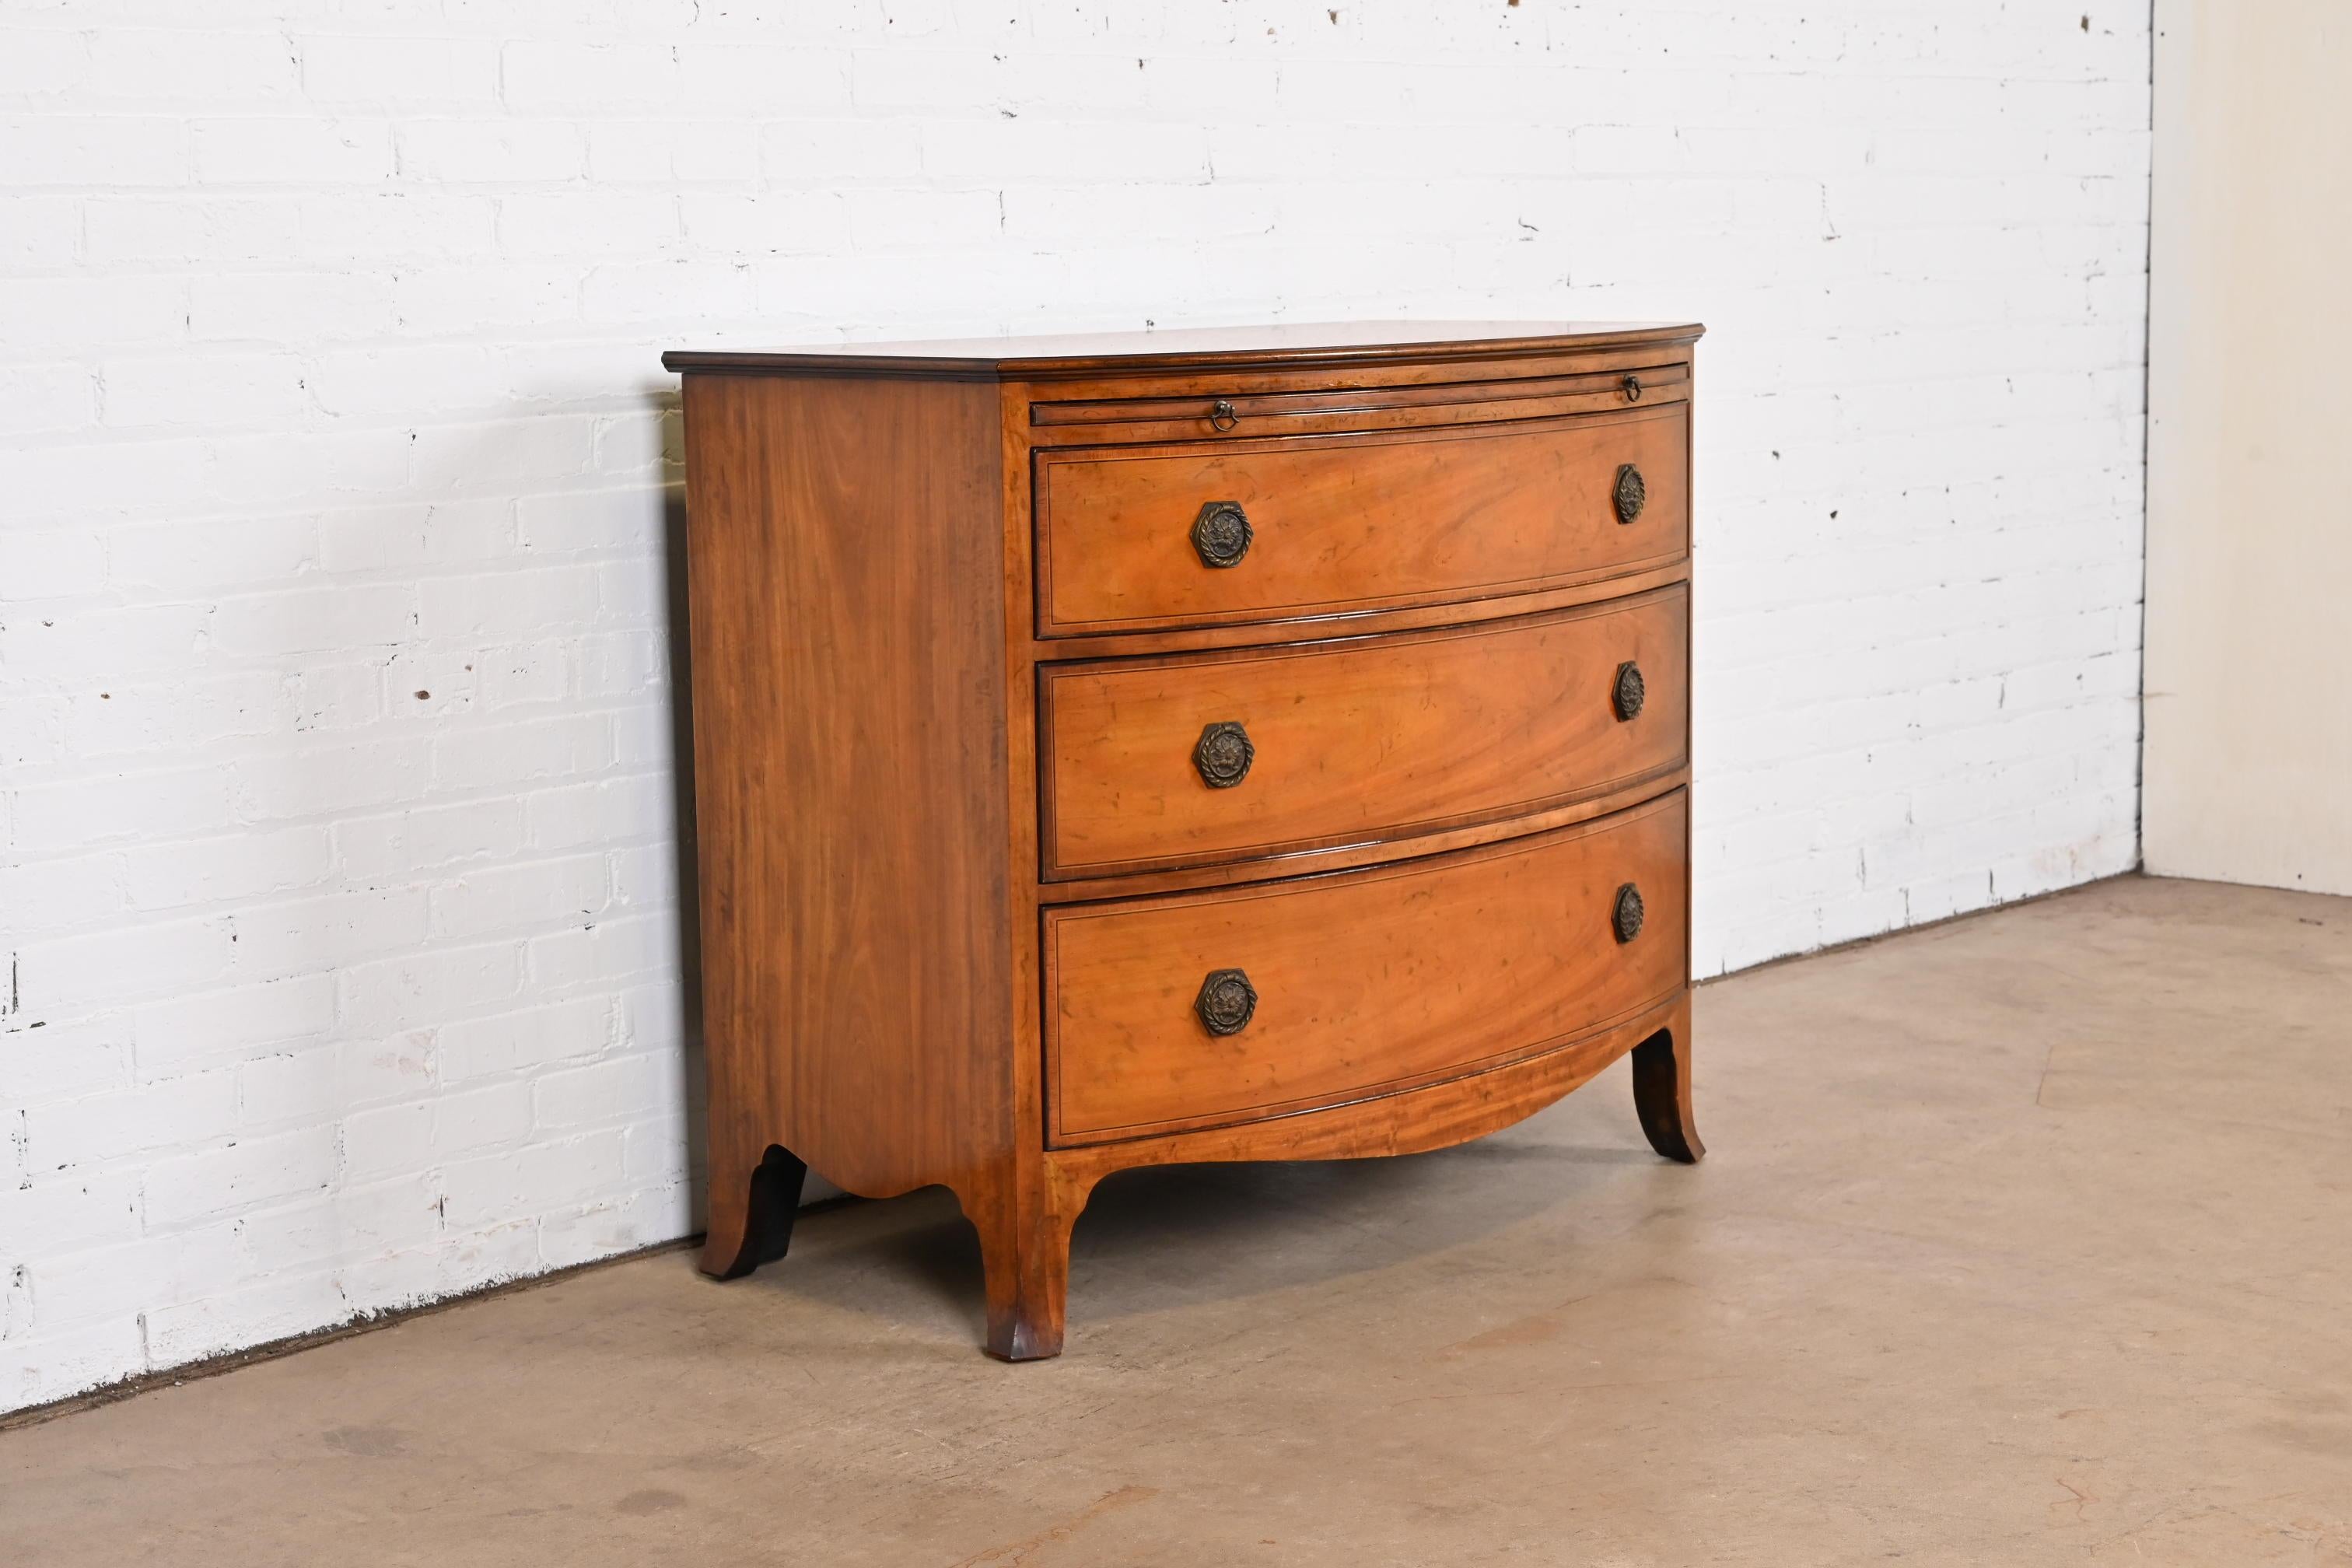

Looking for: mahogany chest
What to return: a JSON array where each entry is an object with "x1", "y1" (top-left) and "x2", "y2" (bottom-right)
[{"x1": 663, "y1": 322, "x2": 1704, "y2": 1359}]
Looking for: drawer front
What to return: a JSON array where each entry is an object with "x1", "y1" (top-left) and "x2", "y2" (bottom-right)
[
  {"x1": 1046, "y1": 792, "x2": 1689, "y2": 1144},
  {"x1": 1030, "y1": 361, "x2": 1688, "y2": 444},
  {"x1": 1040, "y1": 587, "x2": 1687, "y2": 879},
  {"x1": 1034, "y1": 402, "x2": 1688, "y2": 637}
]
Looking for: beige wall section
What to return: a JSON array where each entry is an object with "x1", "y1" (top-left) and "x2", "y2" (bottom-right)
[{"x1": 2144, "y1": 0, "x2": 2352, "y2": 894}]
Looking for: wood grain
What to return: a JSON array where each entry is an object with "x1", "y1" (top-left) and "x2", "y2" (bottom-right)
[
  {"x1": 1035, "y1": 404, "x2": 1690, "y2": 635},
  {"x1": 663, "y1": 319, "x2": 1703, "y2": 381},
  {"x1": 1027, "y1": 362, "x2": 1686, "y2": 445},
  {"x1": 1048, "y1": 989, "x2": 1690, "y2": 1185},
  {"x1": 678, "y1": 372, "x2": 1013, "y2": 1277},
  {"x1": 1040, "y1": 586, "x2": 1689, "y2": 878},
  {"x1": 670, "y1": 323, "x2": 1704, "y2": 1360},
  {"x1": 1045, "y1": 791, "x2": 1689, "y2": 1143}
]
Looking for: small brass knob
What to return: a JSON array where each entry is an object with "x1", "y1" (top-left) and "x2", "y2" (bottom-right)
[
  {"x1": 1193, "y1": 721, "x2": 1255, "y2": 789},
  {"x1": 1191, "y1": 500, "x2": 1252, "y2": 568},
  {"x1": 1195, "y1": 968, "x2": 1258, "y2": 1036},
  {"x1": 1612, "y1": 661, "x2": 1646, "y2": 722},
  {"x1": 1612, "y1": 884, "x2": 1646, "y2": 945},
  {"x1": 1612, "y1": 464, "x2": 1647, "y2": 526}
]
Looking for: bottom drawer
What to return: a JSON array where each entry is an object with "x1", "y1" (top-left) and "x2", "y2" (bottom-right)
[{"x1": 1045, "y1": 789, "x2": 1688, "y2": 1145}]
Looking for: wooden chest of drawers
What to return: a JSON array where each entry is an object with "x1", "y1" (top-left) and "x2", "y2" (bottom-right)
[{"x1": 665, "y1": 322, "x2": 1704, "y2": 1360}]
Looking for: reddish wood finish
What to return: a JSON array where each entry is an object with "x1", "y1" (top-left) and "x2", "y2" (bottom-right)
[
  {"x1": 1046, "y1": 793, "x2": 1689, "y2": 1143},
  {"x1": 666, "y1": 319, "x2": 1702, "y2": 380},
  {"x1": 1035, "y1": 403, "x2": 1689, "y2": 636},
  {"x1": 1040, "y1": 588, "x2": 1689, "y2": 878},
  {"x1": 677, "y1": 373, "x2": 1014, "y2": 1276},
  {"x1": 1027, "y1": 360, "x2": 1689, "y2": 445},
  {"x1": 665, "y1": 323, "x2": 1704, "y2": 1361}
]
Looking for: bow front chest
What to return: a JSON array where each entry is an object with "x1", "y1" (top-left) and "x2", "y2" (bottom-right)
[{"x1": 664, "y1": 322, "x2": 1705, "y2": 1359}]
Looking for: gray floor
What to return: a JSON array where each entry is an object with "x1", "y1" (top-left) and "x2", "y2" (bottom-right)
[{"x1": 4, "y1": 874, "x2": 2347, "y2": 1566}]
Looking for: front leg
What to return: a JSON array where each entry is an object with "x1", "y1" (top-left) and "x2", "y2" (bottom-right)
[
  {"x1": 959, "y1": 1163, "x2": 1096, "y2": 1361},
  {"x1": 1630, "y1": 1017, "x2": 1705, "y2": 1164}
]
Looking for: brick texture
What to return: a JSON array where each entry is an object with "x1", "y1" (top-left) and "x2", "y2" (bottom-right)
[{"x1": 0, "y1": 2, "x2": 2148, "y2": 1414}]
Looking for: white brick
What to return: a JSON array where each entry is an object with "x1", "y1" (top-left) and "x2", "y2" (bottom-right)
[
  {"x1": 124, "y1": 826, "x2": 333, "y2": 912},
  {"x1": 0, "y1": 365, "x2": 100, "y2": 439},
  {"x1": 0, "y1": 1317, "x2": 147, "y2": 1416},
  {"x1": 0, "y1": 195, "x2": 82, "y2": 269},
  {"x1": 0, "y1": 114, "x2": 186, "y2": 187},
  {"x1": 85, "y1": 30, "x2": 299, "y2": 103},
  {"x1": 532, "y1": 1051, "x2": 674, "y2": 1133},
  {"x1": 287, "y1": 660, "x2": 387, "y2": 733},
  {"x1": 675, "y1": 191, "x2": 849, "y2": 257},
  {"x1": 68, "y1": 674, "x2": 280, "y2": 761},
  {"x1": 538, "y1": 1182, "x2": 688, "y2": 1269},
  {"x1": 432, "y1": 712, "x2": 613, "y2": 791},
  {"x1": 496, "y1": 191, "x2": 678, "y2": 258},
  {"x1": 0, "y1": 27, "x2": 91, "y2": 100},
  {"x1": 759, "y1": 118, "x2": 920, "y2": 183},
  {"x1": 315, "y1": 497, "x2": 514, "y2": 573},
  {"x1": 500, "y1": 40, "x2": 679, "y2": 111},
  {"x1": 334, "y1": 1218, "x2": 537, "y2": 1311},
  {"x1": 222, "y1": 888, "x2": 432, "y2": 981},
  {"x1": 334, "y1": 798, "x2": 527, "y2": 880},
  {"x1": 0, "y1": 1172, "x2": 143, "y2": 1262},
  {"x1": 574, "y1": 631, "x2": 665, "y2": 700},
  {"x1": 611, "y1": 842, "x2": 677, "y2": 909},
  {"x1": 525, "y1": 774, "x2": 673, "y2": 852},
  {"x1": 431, "y1": 854, "x2": 608, "y2": 941},
  {"x1": 394, "y1": 119, "x2": 582, "y2": 183},
  {"x1": 676, "y1": 44, "x2": 852, "y2": 111},
  {"x1": 0, "y1": 604, "x2": 212, "y2": 681},
  {"x1": 0, "y1": 275, "x2": 184, "y2": 355},
  {"x1": 187, "y1": 270, "x2": 398, "y2": 341},
  {"x1": 337, "y1": 942, "x2": 523, "y2": 1035},
  {"x1": 527, "y1": 912, "x2": 673, "y2": 991},
  {"x1": 342, "y1": 1080, "x2": 530, "y2": 1181},
  {"x1": 220, "y1": 747, "x2": 426, "y2": 841},
  {"x1": 211, "y1": 584, "x2": 414, "y2": 656},
  {"x1": 298, "y1": 34, "x2": 500, "y2": 106},
  {"x1": 9, "y1": 765, "x2": 238, "y2": 855},
  {"x1": 439, "y1": 997, "x2": 611, "y2": 1083},
  {"x1": 142, "y1": 1269, "x2": 351, "y2": 1367},
  {"x1": 131, "y1": 975, "x2": 336, "y2": 1078},
  {"x1": 107, "y1": 515, "x2": 317, "y2": 592},
  {"x1": 296, "y1": 190, "x2": 497, "y2": 261},
  {"x1": 477, "y1": 644, "x2": 568, "y2": 709},
  {"x1": 141, "y1": 1125, "x2": 338, "y2": 1227},
  {"x1": 192, "y1": 117, "x2": 394, "y2": 184},
  {"x1": 0, "y1": 1014, "x2": 133, "y2": 1107},
  {"x1": 0, "y1": 525, "x2": 107, "y2": 597},
  {"x1": 439, "y1": 1129, "x2": 625, "y2": 1230},
  {"x1": 83, "y1": 196, "x2": 301, "y2": 265},
  {"x1": 247, "y1": 1174, "x2": 443, "y2": 1273},
  {"x1": 583, "y1": 120, "x2": 758, "y2": 184},
  {"x1": 25, "y1": 1069, "x2": 239, "y2": 1170},
  {"x1": 416, "y1": 563, "x2": 600, "y2": 640},
  {"x1": 0, "y1": 2, "x2": 2158, "y2": 1417},
  {"x1": 237, "y1": 1031, "x2": 434, "y2": 1128}
]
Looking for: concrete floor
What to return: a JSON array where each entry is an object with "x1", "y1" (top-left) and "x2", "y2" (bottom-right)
[{"x1": 4, "y1": 874, "x2": 2348, "y2": 1566}]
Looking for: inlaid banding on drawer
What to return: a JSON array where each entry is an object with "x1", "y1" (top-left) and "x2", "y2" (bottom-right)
[
  {"x1": 1045, "y1": 791, "x2": 1689, "y2": 1145},
  {"x1": 1038, "y1": 586, "x2": 1689, "y2": 880},
  {"x1": 1033, "y1": 403, "x2": 1688, "y2": 636}
]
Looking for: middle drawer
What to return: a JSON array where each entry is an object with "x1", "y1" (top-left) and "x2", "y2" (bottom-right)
[{"x1": 1038, "y1": 584, "x2": 1687, "y2": 880}]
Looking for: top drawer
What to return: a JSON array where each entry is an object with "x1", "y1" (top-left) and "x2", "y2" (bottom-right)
[{"x1": 1033, "y1": 402, "x2": 1689, "y2": 638}]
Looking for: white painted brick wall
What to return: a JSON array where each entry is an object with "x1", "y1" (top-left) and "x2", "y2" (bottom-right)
[{"x1": 0, "y1": 1, "x2": 2148, "y2": 1414}]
